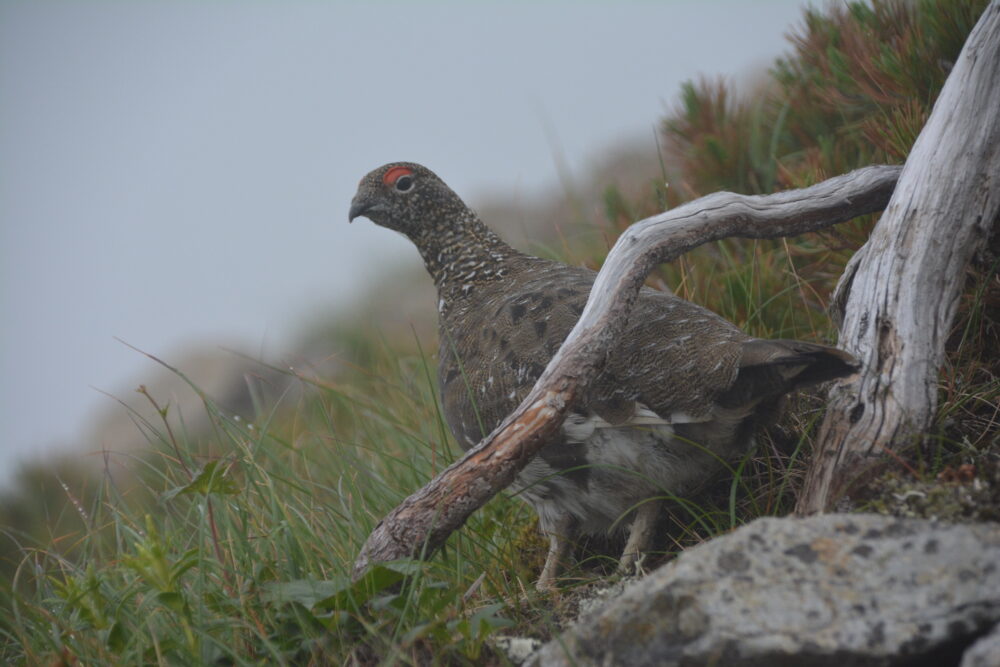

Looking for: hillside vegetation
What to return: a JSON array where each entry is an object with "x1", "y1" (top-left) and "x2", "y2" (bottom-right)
[{"x1": 2, "y1": 1, "x2": 996, "y2": 664}]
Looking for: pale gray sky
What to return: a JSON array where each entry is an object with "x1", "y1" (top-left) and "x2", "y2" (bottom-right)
[{"x1": 0, "y1": 1, "x2": 808, "y2": 482}]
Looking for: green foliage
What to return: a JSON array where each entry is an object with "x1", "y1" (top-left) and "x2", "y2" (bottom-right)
[
  {"x1": 668, "y1": 0, "x2": 989, "y2": 193},
  {"x1": 162, "y1": 460, "x2": 241, "y2": 500}
]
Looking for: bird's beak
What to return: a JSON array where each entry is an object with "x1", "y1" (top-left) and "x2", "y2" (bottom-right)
[
  {"x1": 348, "y1": 188, "x2": 386, "y2": 223},
  {"x1": 347, "y1": 202, "x2": 368, "y2": 222},
  {"x1": 348, "y1": 199, "x2": 368, "y2": 223}
]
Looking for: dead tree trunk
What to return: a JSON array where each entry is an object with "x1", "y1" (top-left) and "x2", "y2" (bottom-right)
[
  {"x1": 353, "y1": 165, "x2": 900, "y2": 577},
  {"x1": 796, "y1": 2, "x2": 1000, "y2": 514}
]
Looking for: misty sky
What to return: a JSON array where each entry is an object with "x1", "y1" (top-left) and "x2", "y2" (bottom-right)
[{"x1": 0, "y1": 1, "x2": 808, "y2": 483}]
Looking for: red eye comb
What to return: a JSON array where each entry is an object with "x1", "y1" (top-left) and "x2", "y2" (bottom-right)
[{"x1": 382, "y1": 166, "x2": 413, "y2": 185}]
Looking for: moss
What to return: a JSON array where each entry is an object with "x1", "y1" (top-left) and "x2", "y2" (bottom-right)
[{"x1": 859, "y1": 459, "x2": 1000, "y2": 523}]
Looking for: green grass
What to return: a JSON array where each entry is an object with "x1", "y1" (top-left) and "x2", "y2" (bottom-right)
[
  {"x1": 3, "y1": 0, "x2": 997, "y2": 662},
  {"x1": 0, "y1": 337, "x2": 551, "y2": 664}
]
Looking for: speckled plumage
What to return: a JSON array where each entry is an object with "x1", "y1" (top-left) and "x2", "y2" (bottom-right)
[{"x1": 350, "y1": 162, "x2": 857, "y2": 588}]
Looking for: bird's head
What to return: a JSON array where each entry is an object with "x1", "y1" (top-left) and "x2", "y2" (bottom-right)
[{"x1": 348, "y1": 162, "x2": 467, "y2": 238}]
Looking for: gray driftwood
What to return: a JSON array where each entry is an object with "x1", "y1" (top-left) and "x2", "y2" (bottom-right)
[
  {"x1": 353, "y1": 165, "x2": 900, "y2": 577},
  {"x1": 797, "y1": 2, "x2": 1000, "y2": 514}
]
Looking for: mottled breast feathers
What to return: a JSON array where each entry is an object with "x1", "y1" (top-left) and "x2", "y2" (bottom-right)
[{"x1": 436, "y1": 255, "x2": 750, "y2": 450}]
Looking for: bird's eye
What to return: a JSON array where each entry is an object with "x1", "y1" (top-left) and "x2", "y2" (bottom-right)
[{"x1": 395, "y1": 175, "x2": 414, "y2": 192}]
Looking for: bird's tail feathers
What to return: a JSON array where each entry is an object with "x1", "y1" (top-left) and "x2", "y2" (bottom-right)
[{"x1": 718, "y1": 339, "x2": 859, "y2": 408}]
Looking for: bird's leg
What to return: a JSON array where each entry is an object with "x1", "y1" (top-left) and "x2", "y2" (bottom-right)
[
  {"x1": 617, "y1": 499, "x2": 660, "y2": 577},
  {"x1": 536, "y1": 513, "x2": 576, "y2": 591}
]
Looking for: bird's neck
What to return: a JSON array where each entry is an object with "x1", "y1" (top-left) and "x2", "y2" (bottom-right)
[{"x1": 413, "y1": 213, "x2": 520, "y2": 305}]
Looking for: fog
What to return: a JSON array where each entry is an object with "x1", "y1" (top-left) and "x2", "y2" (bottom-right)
[{"x1": 0, "y1": 1, "x2": 807, "y2": 484}]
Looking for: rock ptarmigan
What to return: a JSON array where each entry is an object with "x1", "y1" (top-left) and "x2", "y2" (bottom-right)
[{"x1": 349, "y1": 162, "x2": 857, "y2": 589}]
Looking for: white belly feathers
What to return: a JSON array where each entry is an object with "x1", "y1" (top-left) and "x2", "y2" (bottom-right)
[{"x1": 511, "y1": 404, "x2": 722, "y2": 535}]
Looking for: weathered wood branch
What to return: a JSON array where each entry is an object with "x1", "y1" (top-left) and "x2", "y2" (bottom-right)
[
  {"x1": 796, "y1": 2, "x2": 1000, "y2": 514},
  {"x1": 353, "y1": 164, "x2": 901, "y2": 577}
]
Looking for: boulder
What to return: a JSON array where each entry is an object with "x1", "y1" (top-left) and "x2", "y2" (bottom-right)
[{"x1": 531, "y1": 514, "x2": 1000, "y2": 666}]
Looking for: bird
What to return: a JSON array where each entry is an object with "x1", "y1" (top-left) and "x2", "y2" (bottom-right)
[{"x1": 349, "y1": 161, "x2": 858, "y2": 589}]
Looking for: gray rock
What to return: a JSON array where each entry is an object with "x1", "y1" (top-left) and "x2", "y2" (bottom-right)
[
  {"x1": 962, "y1": 623, "x2": 1000, "y2": 667},
  {"x1": 531, "y1": 514, "x2": 1000, "y2": 666}
]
